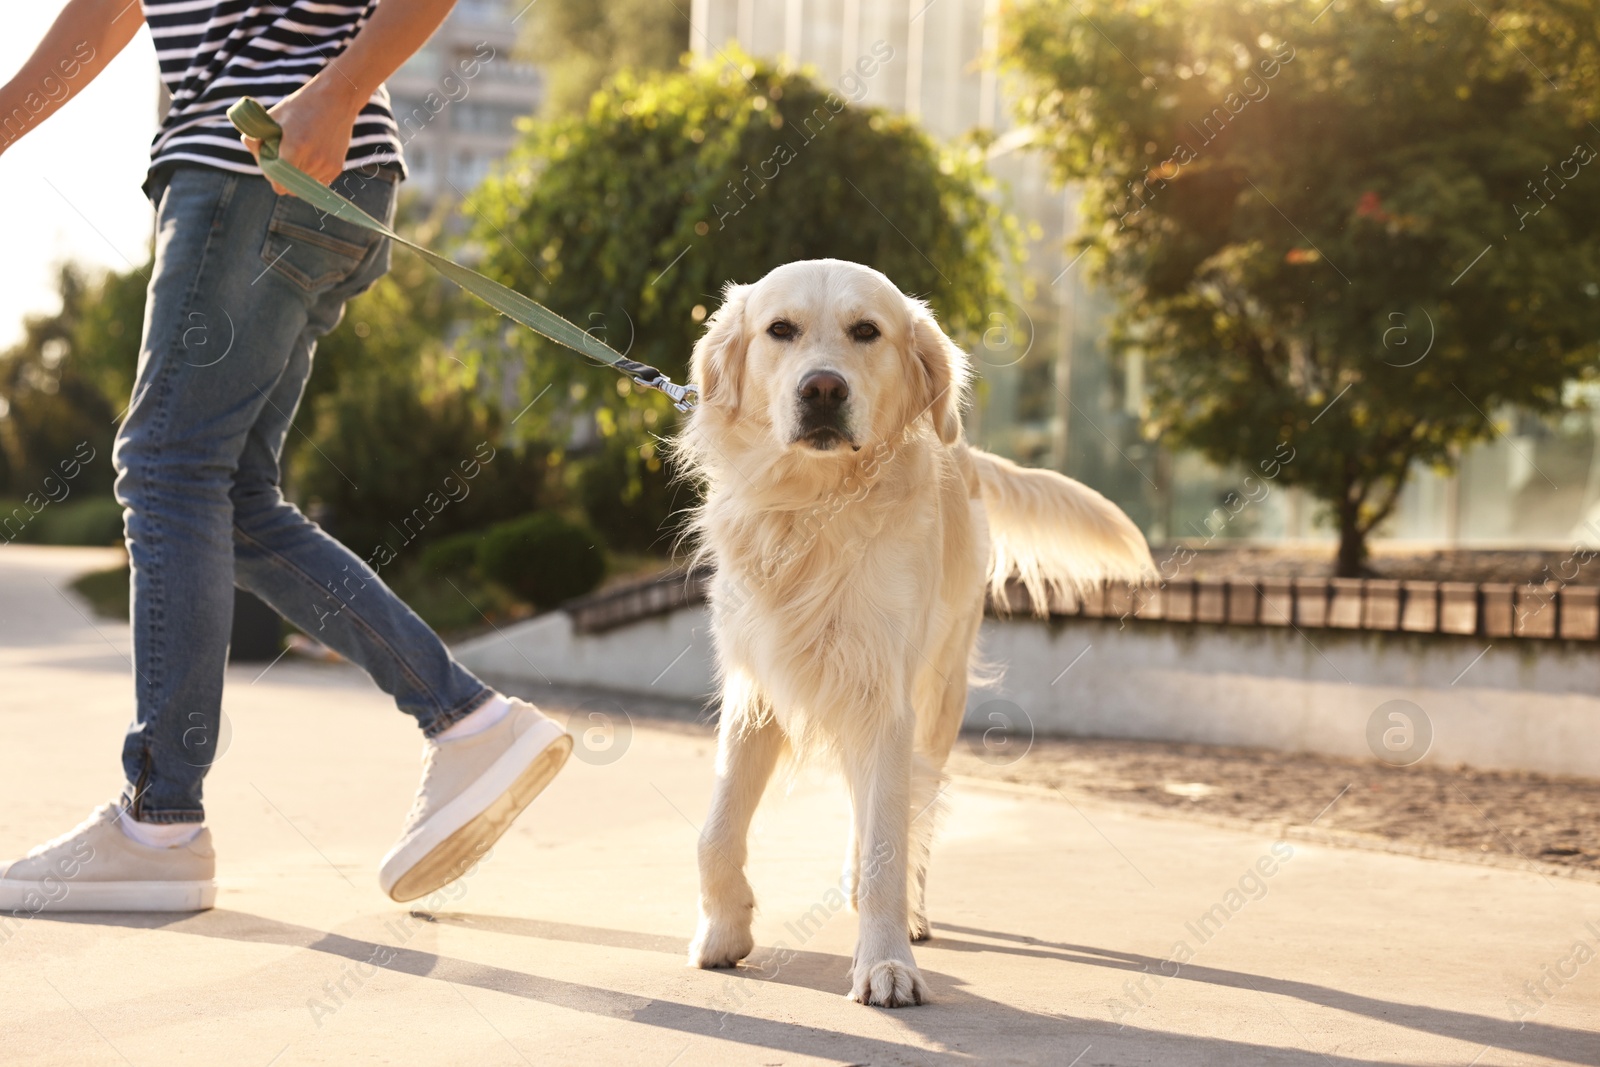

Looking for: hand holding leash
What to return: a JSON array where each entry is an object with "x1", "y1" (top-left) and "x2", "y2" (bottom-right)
[{"x1": 239, "y1": 85, "x2": 363, "y2": 195}]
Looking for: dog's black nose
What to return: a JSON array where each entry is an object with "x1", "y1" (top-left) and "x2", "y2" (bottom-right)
[{"x1": 798, "y1": 370, "x2": 849, "y2": 406}]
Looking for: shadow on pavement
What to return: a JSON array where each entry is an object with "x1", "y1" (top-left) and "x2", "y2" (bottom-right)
[
  {"x1": 933, "y1": 923, "x2": 1597, "y2": 1066},
  {"x1": 37, "y1": 909, "x2": 1574, "y2": 1065}
]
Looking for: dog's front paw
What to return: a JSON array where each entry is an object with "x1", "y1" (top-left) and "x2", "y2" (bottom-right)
[
  {"x1": 908, "y1": 912, "x2": 931, "y2": 942},
  {"x1": 689, "y1": 915, "x2": 755, "y2": 969},
  {"x1": 849, "y1": 959, "x2": 928, "y2": 1007}
]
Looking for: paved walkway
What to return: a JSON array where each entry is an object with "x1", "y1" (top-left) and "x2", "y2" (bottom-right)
[{"x1": 1, "y1": 545, "x2": 1596, "y2": 1065}]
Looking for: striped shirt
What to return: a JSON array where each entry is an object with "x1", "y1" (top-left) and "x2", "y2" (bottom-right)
[{"x1": 142, "y1": 0, "x2": 406, "y2": 182}]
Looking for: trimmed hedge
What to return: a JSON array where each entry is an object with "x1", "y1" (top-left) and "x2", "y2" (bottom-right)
[
  {"x1": 419, "y1": 530, "x2": 485, "y2": 577},
  {"x1": 477, "y1": 512, "x2": 605, "y2": 611},
  {"x1": 0, "y1": 495, "x2": 123, "y2": 546}
]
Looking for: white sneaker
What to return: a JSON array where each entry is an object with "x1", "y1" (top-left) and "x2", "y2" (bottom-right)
[
  {"x1": 378, "y1": 699, "x2": 572, "y2": 902},
  {"x1": 0, "y1": 804, "x2": 216, "y2": 913}
]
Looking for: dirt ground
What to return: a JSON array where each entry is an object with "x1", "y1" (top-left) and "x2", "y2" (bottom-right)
[
  {"x1": 568, "y1": 679, "x2": 1600, "y2": 883},
  {"x1": 944, "y1": 734, "x2": 1600, "y2": 878}
]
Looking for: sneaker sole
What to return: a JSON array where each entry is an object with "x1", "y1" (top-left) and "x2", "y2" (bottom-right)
[
  {"x1": 0, "y1": 879, "x2": 216, "y2": 913},
  {"x1": 381, "y1": 721, "x2": 573, "y2": 903}
]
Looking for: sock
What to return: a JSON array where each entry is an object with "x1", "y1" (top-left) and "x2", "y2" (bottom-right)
[
  {"x1": 119, "y1": 810, "x2": 203, "y2": 848},
  {"x1": 436, "y1": 694, "x2": 512, "y2": 742}
]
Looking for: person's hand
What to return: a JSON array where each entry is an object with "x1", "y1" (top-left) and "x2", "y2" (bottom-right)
[{"x1": 241, "y1": 75, "x2": 365, "y2": 194}]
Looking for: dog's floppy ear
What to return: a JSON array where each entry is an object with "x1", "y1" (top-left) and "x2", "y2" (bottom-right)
[
  {"x1": 690, "y1": 283, "x2": 751, "y2": 411},
  {"x1": 906, "y1": 301, "x2": 970, "y2": 444}
]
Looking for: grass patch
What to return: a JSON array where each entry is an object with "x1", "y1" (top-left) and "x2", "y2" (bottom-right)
[
  {"x1": 70, "y1": 562, "x2": 130, "y2": 621},
  {"x1": 0, "y1": 495, "x2": 123, "y2": 546},
  {"x1": 384, "y1": 565, "x2": 529, "y2": 640},
  {"x1": 61, "y1": 552, "x2": 664, "y2": 640}
]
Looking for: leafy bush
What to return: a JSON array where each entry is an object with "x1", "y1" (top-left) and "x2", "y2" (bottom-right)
[
  {"x1": 0, "y1": 498, "x2": 34, "y2": 543},
  {"x1": 419, "y1": 530, "x2": 486, "y2": 577},
  {"x1": 477, "y1": 512, "x2": 605, "y2": 610},
  {"x1": 291, "y1": 363, "x2": 548, "y2": 566},
  {"x1": 36, "y1": 496, "x2": 124, "y2": 546},
  {"x1": 387, "y1": 565, "x2": 521, "y2": 638},
  {"x1": 574, "y1": 434, "x2": 681, "y2": 555},
  {"x1": 0, "y1": 494, "x2": 124, "y2": 546}
]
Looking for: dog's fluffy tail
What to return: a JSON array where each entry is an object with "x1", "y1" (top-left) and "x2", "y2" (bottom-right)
[{"x1": 969, "y1": 448, "x2": 1154, "y2": 615}]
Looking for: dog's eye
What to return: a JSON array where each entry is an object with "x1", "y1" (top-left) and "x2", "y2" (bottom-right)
[
  {"x1": 767, "y1": 320, "x2": 796, "y2": 340},
  {"x1": 849, "y1": 321, "x2": 880, "y2": 342}
]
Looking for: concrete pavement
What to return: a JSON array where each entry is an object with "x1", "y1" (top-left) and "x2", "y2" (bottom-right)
[{"x1": 1, "y1": 545, "x2": 1596, "y2": 1065}]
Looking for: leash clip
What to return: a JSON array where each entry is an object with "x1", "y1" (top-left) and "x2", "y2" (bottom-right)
[{"x1": 638, "y1": 375, "x2": 699, "y2": 412}]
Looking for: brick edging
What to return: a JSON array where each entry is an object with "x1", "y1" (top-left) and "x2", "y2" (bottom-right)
[
  {"x1": 562, "y1": 569, "x2": 1598, "y2": 642},
  {"x1": 565, "y1": 567, "x2": 712, "y2": 634},
  {"x1": 1002, "y1": 577, "x2": 1597, "y2": 641}
]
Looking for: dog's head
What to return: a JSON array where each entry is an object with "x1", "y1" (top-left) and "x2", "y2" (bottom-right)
[{"x1": 690, "y1": 260, "x2": 970, "y2": 455}]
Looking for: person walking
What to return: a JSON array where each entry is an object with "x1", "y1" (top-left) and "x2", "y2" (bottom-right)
[{"x1": 0, "y1": 0, "x2": 571, "y2": 911}]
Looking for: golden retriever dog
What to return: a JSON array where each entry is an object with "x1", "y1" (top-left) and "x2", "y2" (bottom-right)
[{"x1": 675, "y1": 259, "x2": 1152, "y2": 1007}]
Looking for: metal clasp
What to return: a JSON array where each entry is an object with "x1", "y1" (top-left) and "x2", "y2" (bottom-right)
[{"x1": 637, "y1": 376, "x2": 699, "y2": 412}]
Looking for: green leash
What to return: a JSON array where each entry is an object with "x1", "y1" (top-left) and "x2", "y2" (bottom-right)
[{"x1": 228, "y1": 97, "x2": 697, "y2": 412}]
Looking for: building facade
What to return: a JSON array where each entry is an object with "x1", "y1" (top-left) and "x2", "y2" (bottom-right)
[{"x1": 388, "y1": 0, "x2": 543, "y2": 201}]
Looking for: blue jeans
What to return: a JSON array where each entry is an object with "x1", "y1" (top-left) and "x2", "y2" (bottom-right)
[{"x1": 114, "y1": 165, "x2": 494, "y2": 824}]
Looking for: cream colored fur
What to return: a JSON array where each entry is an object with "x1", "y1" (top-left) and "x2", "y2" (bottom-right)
[
  {"x1": 673, "y1": 259, "x2": 1152, "y2": 1007},
  {"x1": 972, "y1": 449, "x2": 1153, "y2": 614}
]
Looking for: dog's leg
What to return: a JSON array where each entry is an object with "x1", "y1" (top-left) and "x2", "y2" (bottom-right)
[
  {"x1": 689, "y1": 695, "x2": 784, "y2": 969},
  {"x1": 906, "y1": 754, "x2": 945, "y2": 942},
  {"x1": 907, "y1": 603, "x2": 980, "y2": 943},
  {"x1": 906, "y1": 654, "x2": 969, "y2": 941},
  {"x1": 845, "y1": 713, "x2": 928, "y2": 1007},
  {"x1": 842, "y1": 819, "x2": 861, "y2": 912}
]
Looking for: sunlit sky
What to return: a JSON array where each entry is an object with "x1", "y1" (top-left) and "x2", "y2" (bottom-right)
[{"x1": 0, "y1": 4, "x2": 159, "y2": 350}]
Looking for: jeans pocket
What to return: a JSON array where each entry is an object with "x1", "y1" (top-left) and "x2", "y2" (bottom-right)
[{"x1": 259, "y1": 194, "x2": 380, "y2": 293}]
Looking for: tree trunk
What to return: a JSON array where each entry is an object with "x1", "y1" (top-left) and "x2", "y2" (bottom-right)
[{"x1": 1335, "y1": 500, "x2": 1367, "y2": 578}]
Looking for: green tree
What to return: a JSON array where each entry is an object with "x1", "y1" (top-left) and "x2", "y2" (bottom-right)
[
  {"x1": 520, "y1": 0, "x2": 688, "y2": 116},
  {"x1": 0, "y1": 264, "x2": 137, "y2": 498},
  {"x1": 467, "y1": 53, "x2": 1013, "y2": 529},
  {"x1": 575, "y1": 431, "x2": 684, "y2": 554},
  {"x1": 69, "y1": 259, "x2": 147, "y2": 412},
  {"x1": 1003, "y1": 0, "x2": 1600, "y2": 575}
]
